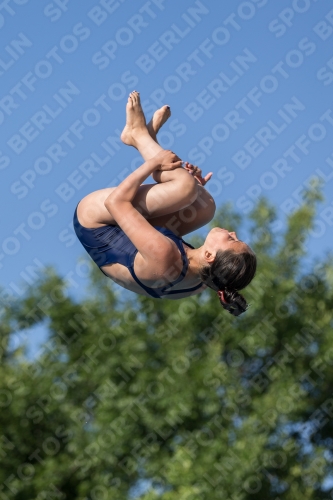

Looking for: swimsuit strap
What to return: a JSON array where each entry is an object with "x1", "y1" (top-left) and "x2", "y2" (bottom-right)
[
  {"x1": 127, "y1": 266, "x2": 162, "y2": 298},
  {"x1": 161, "y1": 282, "x2": 204, "y2": 295}
]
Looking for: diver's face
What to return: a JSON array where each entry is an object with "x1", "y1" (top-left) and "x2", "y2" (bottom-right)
[{"x1": 205, "y1": 228, "x2": 248, "y2": 254}]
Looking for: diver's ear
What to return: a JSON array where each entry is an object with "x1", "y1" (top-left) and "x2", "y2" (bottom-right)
[{"x1": 204, "y1": 249, "x2": 216, "y2": 264}]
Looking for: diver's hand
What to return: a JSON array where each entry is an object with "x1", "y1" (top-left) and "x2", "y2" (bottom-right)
[
  {"x1": 184, "y1": 162, "x2": 213, "y2": 186},
  {"x1": 153, "y1": 150, "x2": 183, "y2": 171}
]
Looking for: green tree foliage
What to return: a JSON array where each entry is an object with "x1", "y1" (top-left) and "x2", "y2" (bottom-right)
[{"x1": 1, "y1": 187, "x2": 333, "y2": 499}]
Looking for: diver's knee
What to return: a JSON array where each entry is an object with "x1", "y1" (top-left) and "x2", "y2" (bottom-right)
[
  {"x1": 196, "y1": 186, "x2": 216, "y2": 219},
  {"x1": 181, "y1": 174, "x2": 199, "y2": 204}
]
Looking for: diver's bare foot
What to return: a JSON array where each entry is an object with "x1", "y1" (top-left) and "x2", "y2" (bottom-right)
[
  {"x1": 120, "y1": 91, "x2": 147, "y2": 147},
  {"x1": 147, "y1": 105, "x2": 171, "y2": 140}
]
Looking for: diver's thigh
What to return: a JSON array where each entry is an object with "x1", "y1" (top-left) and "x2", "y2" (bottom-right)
[
  {"x1": 77, "y1": 188, "x2": 118, "y2": 228},
  {"x1": 77, "y1": 185, "x2": 158, "y2": 228},
  {"x1": 147, "y1": 186, "x2": 216, "y2": 236}
]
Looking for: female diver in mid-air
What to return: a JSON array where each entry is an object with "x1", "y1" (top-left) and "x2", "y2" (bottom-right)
[{"x1": 73, "y1": 91, "x2": 257, "y2": 316}]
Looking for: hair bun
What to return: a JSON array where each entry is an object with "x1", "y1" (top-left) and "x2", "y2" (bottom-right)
[{"x1": 217, "y1": 289, "x2": 248, "y2": 316}]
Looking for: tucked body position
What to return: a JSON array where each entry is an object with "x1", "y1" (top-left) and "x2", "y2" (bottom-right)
[{"x1": 73, "y1": 91, "x2": 257, "y2": 316}]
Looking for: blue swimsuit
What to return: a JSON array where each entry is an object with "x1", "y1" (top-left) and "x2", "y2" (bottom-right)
[{"x1": 73, "y1": 203, "x2": 203, "y2": 298}]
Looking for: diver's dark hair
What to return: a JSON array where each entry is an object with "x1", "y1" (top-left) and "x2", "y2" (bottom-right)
[{"x1": 199, "y1": 248, "x2": 257, "y2": 316}]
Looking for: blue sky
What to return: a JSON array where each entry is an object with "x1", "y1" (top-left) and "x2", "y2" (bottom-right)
[{"x1": 2, "y1": 0, "x2": 333, "y2": 355}]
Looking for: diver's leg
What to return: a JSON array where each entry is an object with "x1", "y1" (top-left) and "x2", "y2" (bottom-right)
[
  {"x1": 126, "y1": 93, "x2": 215, "y2": 235},
  {"x1": 146, "y1": 184, "x2": 216, "y2": 236},
  {"x1": 77, "y1": 92, "x2": 215, "y2": 233}
]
